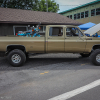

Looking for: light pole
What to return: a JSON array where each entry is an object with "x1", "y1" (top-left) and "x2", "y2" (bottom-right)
[{"x1": 46, "y1": 0, "x2": 48, "y2": 12}]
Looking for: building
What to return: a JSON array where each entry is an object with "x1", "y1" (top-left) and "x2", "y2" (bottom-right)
[
  {"x1": 0, "y1": 7, "x2": 81, "y2": 36},
  {"x1": 59, "y1": 0, "x2": 100, "y2": 24}
]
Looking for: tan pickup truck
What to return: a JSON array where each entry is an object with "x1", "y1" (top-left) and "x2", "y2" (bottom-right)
[{"x1": 0, "y1": 24, "x2": 100, "y2": 67}]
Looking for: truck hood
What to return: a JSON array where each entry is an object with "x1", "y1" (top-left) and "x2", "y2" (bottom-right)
[{"x1": 84, "y1": 23, "x2": 100, "y2": 36}]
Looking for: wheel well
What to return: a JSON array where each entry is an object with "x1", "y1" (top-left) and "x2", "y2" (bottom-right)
[
  {"x1": 92, "y1": 45, "x2": 100, "y2": 51},
  {"x1": 6, "y1": 45, "x2": 26, "y2": 54}
]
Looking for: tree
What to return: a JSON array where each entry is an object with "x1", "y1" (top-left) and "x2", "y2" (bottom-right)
[
  {"x1": 0, "y1": 0, "x2": 59, "y2": 12},
  {"x1": 38, "y1": 0, "x2": 59, "y2": 12},
  {"x1": 32, "y1": 0, "x2": 39, "y2": 11},
  {"x1": 0, "y1": 0, "x2": 34, "y2": 10},
  {"x1": 0, "y1": 0, "x2": 3, "y2": 7},
  {"x1": 0, "y1": 0, "x2": 34, "y2": 9}
]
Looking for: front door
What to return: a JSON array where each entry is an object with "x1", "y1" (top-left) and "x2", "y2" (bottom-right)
[
  {"x1": 47, "y1": 26, "x2": 65, "y2": 53},
  {"x1": 65, "y1": 27, "x2": 86, "y2": 53}
]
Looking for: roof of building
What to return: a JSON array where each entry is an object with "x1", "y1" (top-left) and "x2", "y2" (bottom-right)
[
  {"x1": 59, "y1": 0, "x2": 100, "y2": 14},
  {"x1": 0, "y1": 7, "x2": 82, "y2": 25}
]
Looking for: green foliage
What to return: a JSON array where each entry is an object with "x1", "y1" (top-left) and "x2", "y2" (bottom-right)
[
  {"x1": 0, "y1": 0, "x2": 34, "y2": 9},
  {"x1": 0, "y1": 0, "x2": 3, "y2": 6},
  {"x1": 38, "y1": 0, "x2": 59, "y2": 12},
  {"x1": 0, "y1": 0, "x2": 59, "y2": 12}
]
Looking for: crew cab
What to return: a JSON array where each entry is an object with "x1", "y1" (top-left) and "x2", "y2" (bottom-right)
[{"x1": 0, "y1": 24, "x2": 100, "y2": 67}]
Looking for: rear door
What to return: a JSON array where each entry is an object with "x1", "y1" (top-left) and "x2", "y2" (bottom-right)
[{"x1": 47, "y1": 26, "x2": 65, "y2": 53}]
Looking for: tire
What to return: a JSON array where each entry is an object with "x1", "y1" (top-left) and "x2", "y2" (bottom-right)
[
  {"x1": 80, "y1": 53, "x2": 90, "y2": 57},
  {"x1": 90, "y1": 49, "x2": 100, "y2": 66},
  {"x1": 7, "y1": 49, "x2": 26, "y2": 67}
]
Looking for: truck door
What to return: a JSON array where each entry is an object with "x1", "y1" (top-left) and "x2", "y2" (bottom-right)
[
  {"x1": 47, "y1": 26, "x2": 65, "y2": 53},
  {"x1": 65, "y1": 27, "x2": 86, "y2": 53}
]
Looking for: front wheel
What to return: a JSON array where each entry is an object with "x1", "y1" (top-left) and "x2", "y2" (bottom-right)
[
  {"x1": 90, "y1": 49, "x2": 100, "y2": 66},
  {"x1": 7, "y1": 49, "x2": 26, "y2": 67}
]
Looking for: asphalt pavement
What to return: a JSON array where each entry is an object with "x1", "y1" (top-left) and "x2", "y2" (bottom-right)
[{"x1": 0, "y1": 53, "x2": 100, "y2": 100}]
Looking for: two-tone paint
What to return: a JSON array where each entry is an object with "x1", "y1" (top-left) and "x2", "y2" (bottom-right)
[{"x1": 0, "y1": 25, "x2": 100, "y2": 55}]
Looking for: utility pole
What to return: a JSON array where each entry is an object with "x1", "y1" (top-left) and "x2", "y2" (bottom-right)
[{"x1": 46, "y1": 0, "x2": 48, "y2": 12}]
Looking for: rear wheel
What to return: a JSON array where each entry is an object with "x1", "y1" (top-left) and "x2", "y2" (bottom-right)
[
  {"x1": 90, "y1": 49, "x2": 100, "y2": 66},
  {"x1": 80, "y1": 53, "x2": 90, "y2": 57},
  {"x1": 7, "y1": 49, "x2": 26, "y2": 67}
]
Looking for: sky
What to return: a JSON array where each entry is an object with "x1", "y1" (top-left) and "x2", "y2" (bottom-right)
[{"x1": 55, "y1": 0, "x2": 96, "y2": 13}]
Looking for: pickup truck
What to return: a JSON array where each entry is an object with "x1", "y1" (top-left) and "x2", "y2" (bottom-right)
[{"x1": 0, "y1": 24, "x2": 100, "y2": 67}]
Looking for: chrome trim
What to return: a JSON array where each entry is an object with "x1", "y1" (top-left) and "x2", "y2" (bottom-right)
[
  {"x1": 11, "y1": 54, "x2": 21, "y2": 63},
  {"x1": 96, "y1": 54, "x2": 100, "y2": 63}
]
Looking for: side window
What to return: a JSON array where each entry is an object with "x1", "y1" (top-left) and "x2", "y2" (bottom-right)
[
  {"x1": 66, "y1": 27, "x2": 83, "y2": 37},
  {"x1": 91, "y1": 9, "x2": 95, "y2": 16},
  {"x1": 81, "y1": 12, "x2": 84, "y2": 18},
  {"x1": 77, "y1": 13, "x2": 80, "y2": 19},
  {"x1": 74, "y1": 14, "x2": 76, "y2": 20},
  {"x1": 96, "y1": 8, "x2": 100, "y2": 15},
  {"x1": 49, "y1": 27, "x2": 63, "y2": 36},
  {"x1": 85, "y1": 11, "x2": 89, "y2": 18}
]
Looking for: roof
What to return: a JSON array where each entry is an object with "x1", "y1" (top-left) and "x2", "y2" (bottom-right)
[
  {"x1": 0, "y1": 7, "x2": 82, "y2": 25},
  {"x1": 59, "y1": 0, "x2": 100, "y2": 14}
]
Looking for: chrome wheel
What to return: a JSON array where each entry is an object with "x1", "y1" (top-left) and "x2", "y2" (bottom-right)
[
  {"x1": 11, "y1": 54, "x2": 21, "y2": 63},
  {"x1": 96, "y1": 54, "x2": 100, "y2": 63}
]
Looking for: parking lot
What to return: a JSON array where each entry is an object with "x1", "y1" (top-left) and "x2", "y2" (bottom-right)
[{"x1": 0, "y1": 53, "x2": 100, "y2": 100}]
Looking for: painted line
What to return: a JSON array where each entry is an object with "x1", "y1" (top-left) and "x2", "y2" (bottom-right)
[
  {"x1": 40, "y1": 71, "x2": 49, "y2": 75},
  {"x1": 48, "y1": 79, "x2": 100, "y2": 100},
  {"x1": 44, "y1": 71, "x2": 49, "y2": 73}
]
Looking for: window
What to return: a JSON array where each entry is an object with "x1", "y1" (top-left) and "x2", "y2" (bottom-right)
[
  {"x1": 74, "y1": 14, "x2": 76, "y2": 20},
  {"x1": 96, "y1": 8, "x2": 100, "y2": 15},
  {"x1": 85, "y1": 11, "x2": 89, "y2": 17},
  {"x1": 13, "y1": 26, "x2": 28, "y2": 35},
  {"x1": 70, "y1": 15, "x2": 72, "y2": 19},
  {"x1": 49, "y1": 27, "x2": 63, "y2": 36},
  {"x1": 81, "y1": 12, "x2": 84, "y2": 18},
  {"x1": 91, "y1": 9, "x2": 95, "y2": 16},
  {"x1": 39, "y1": 26, "x2": 43, "y2": 32},
  {"x1": 39, "y1": 26, "x2": 46, "y2": 32},
  {"x1": 66, "y1": 27, "x2": 83, "y2": 37},
  {"x1": 38, "y1": 26, "x2": 46, "y2": 36},
  {"x1": 77, "y1": 13, "x2": 80, "y2": 19}
]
